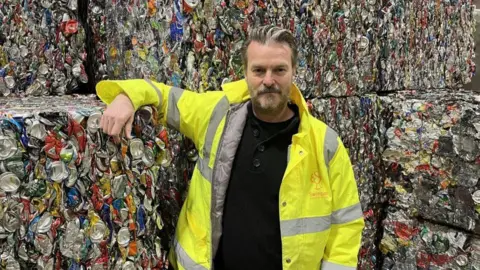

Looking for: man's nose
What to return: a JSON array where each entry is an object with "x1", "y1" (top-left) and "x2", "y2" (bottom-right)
[{"x1": 263, "y1": 71, "x2": 274, "y2": 87}]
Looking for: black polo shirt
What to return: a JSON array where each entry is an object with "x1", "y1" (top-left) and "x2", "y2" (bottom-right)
[{"x1": 214, "y1": 102, "x2": 300, "y2": 270}]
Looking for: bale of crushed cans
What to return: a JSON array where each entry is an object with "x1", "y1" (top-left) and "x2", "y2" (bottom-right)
[
  {"x1": 87, "y1": 0, "x2": 107, "y2": 83},
  {"x1": 0, "y1": 0, "x2": 476, "y2": 97},
  {"x1": 378, "y1": 0, "x2": 476, "y2": 91},
  {"x1": 311, "y1": 89, "x2": 480, "y2": 268},
  {"x1": 97, "y1": 0, "x2": 475, "y2": 98},
  {"x1": 379, "y1": 89, "x2": 480, "y2": 268},
  {"x1": 0, "y1": 0, "x2": 89, "y2": 97},
  {"x1": 382, "y1": 89, "x2": 480, "y2": 234},
  {"x1": 0, "y1": 96, "x2": 197, "y2": 269},
  {"x1": 100, "y1": 0, "x2": 381, "y2": 98}
]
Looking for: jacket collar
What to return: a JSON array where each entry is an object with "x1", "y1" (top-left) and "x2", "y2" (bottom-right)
[{"x1": 221, "y1": 79, "x2": 311, "y2": 137}]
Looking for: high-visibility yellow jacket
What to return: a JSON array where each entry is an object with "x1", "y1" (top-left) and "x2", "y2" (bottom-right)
[{"x1": 97, "y1": 79, "x2": 365, "y2": 270}]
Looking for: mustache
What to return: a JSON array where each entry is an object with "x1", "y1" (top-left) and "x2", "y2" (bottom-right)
[{"x1": 258, "y1": 86, "x2": 281, "y2": 94}]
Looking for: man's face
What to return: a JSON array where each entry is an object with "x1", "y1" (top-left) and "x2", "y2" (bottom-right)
[{"x1": 245, "y1": 41, "x2": 295, "y2": 115}]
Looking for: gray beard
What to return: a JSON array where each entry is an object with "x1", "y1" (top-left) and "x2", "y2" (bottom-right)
[{"x1": 251, "y1": 97, "x2": 288, "y2": 117}]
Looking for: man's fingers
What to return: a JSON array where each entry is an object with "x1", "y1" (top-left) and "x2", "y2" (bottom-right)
[
  {"x1": 124, "y1": 125, "x2": 132, "y2": 139},
  {"x1": 113, "y1": 135, "x2": 121, "y2": 144},
  {"x1": 99, "y1": 95, "x2": 136, "y2": 137},
  {"x1": 110, "y1": 119, "x2": 126, "y2": 136},
  {"x1": 101, "y1": 116, "x2": 110, "y2": 134},
  {"x1": 125, "y1": 115, "x2": 134, "y2": 139}
]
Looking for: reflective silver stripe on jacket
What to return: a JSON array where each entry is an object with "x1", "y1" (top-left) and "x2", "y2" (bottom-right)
[
  {"x1": 144, "y1": 79, "x2": 163, "y2": 107},
  {"x1": 280, "y1": 203, "x2": 363, "y2": 237},
  {"x1": 198, "y1": 157, "x2": 212, "y2": 182},
  {"x1": 166, "y1": 87, "x2": 184, "y2": 130},
  {"x1": 323, "y1": 127, "x2": 339, "y2": 169},
  {"x1": 198, "y1": 97, "x2": 229, "y2": 182},
  {"x1": 321, "y1": 261, "x2": 356, "y2": 270},
  {"x1": 144, "y1": 79, "x2": 185, "y2": 131},
  {"x1": 174, "y1": 239, "x2": 208, "y2": 270},
  {"x1": 332, "y1": 203, "x2": 363, "y2": 224},
  {"x1": 280, "y1": 216, "x2": 331, "y2": 237}
]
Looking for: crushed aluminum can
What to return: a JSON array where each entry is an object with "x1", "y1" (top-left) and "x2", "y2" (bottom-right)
[
  {"x1": 60, "y1": 143, "x2": 76, "y2": 163},
  {"x1": 0, "y1": 172, "x2": 21, "y2": 193},
  {"x1": 2, "y1": 206, "x2": 21, "y2": 233},
  {"x1": 65, "y1": 165, "x2": 78, "y2": 187},
  {"x1": 187, "y1": 149, "x2": 199, "y2": 162},
  {"x1": 137, "y1": 106, "x2": 153, "y2": 124},
  {"x1": 87, "y1": 111, "x2": 102, "y2": 133},
  {"x1": 48, "y1": 161, "x2": 69, "y2": 183},
  {"x1": 122, "y1": 261, "x2": 136, "y2": 270},
  {"x1": 455, "y1": 254, "x2": 469, "y2": 267},
  {"x1": 129, "y1": 138, "x2": 145, "y2": 160},
  {"x1": 117, "y1": 227, "x2": 130, "y2": 247},
  {"x1": 112, "y1": 175, "x2": 128, "y2": 199},
  {"x1": 34, "y1": 233, "x2": 53, "y2": 255},
  {"x1": 142, "y1": 147, "x2": 155, "y2": 168},
  {"x1": 0, "y1": 136, "x2": 18, "y2": 160},
  {"x1": 89, "y1": 219, "x2": 108, "y2": 244},
  {"x1": 36, "y1": 213, "x2": 53, "y2": 234},
  {"x1": 110, "y1": 156, "x2": 121, "y2": 173},
  {"x1": 5, "y1": 160, "x2": 26, "y2": 180},
  {"x1": 27, "y1": 120, "x2": 47, "y2": 141}
]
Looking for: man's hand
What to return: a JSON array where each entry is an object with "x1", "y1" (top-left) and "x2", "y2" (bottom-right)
[{"x1": 100, "y1": 93, "x2": 135, "y2": 138}]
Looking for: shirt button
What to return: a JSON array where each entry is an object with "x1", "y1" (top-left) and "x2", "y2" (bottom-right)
[
  {"x1": 253, "y1": 129, "x2": 259, "y2": 137},
  {"x1": 282, "y1": 202, "x2": 287, "y2": 207},
  {"x1": 253, "y1": 158, "x2": 261, "y2": 168},
  {"x1": 286, "y1": 259, "x2": 291, "y2": 263},
  {"x1": 258, "y1": 144, "x2": 265, "y2": 152}
]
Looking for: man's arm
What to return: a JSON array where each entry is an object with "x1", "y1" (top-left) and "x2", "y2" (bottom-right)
[
  {"x1": 322, "y1": 138, "x2": 365, "y2": 270},
  {"x1": 96, "y1": 79, "x2": 227, "y2": 148}
]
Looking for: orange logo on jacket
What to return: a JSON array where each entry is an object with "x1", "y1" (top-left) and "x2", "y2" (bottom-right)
[{"x1": 310, "y1": 172, "x2": 329, "y2": 198}]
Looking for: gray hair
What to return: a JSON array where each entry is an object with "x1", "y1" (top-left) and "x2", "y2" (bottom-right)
[{"x1": 241, "y1": 25, "x2": 298, "y2": 69}]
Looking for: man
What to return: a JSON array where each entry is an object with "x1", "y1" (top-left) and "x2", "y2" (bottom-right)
[{"x1": 97, "y1": 25, "x2": 364, "y2": 270}]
